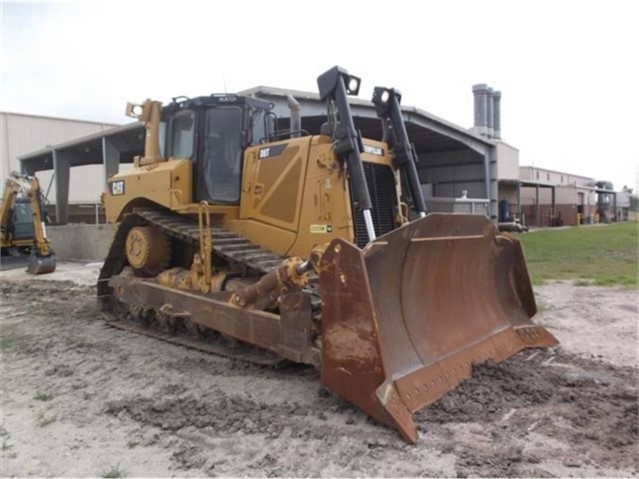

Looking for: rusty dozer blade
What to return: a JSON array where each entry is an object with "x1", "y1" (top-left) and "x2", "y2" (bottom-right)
[
  {"x1": 318, "y1": 213, "x2": 558, "y2": 443},
  {"x1": 27, "y1": 252, "x2": 56, "y2": 275}
]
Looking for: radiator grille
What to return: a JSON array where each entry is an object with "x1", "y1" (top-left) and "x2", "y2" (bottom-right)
[{"x1": 351, "y1": 162, "x2": 398, "y2": 248}]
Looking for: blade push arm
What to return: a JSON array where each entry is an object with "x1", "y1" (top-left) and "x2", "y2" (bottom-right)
[
  {"x1": 317, "y1": 66, "x2": 376, "y2": 242},
  {"x1": 372, "y1": 87, "x2": 427, "y2": 218}
]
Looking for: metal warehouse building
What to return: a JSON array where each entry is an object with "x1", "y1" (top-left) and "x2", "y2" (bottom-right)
[
  {"x1": 518, "y1": 167, "x2": 597, "y2": 226},
  {"x1": 1, "y1": 112, "x2": 119, "y2": 221}
]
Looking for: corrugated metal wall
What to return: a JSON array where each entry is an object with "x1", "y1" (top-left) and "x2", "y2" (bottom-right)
[
  {"x1": 519, "y1": 166, "x2": 594, "y2": 187},
  {"x1": 0, "y1": 112, "x2": 118, "y2": 204},
  {"x1": 36, "y1": 163, "x2": 134, "y2": 205},
  {"x1": 37, "y1": 165, "x2": 103, "y2": 205},
  {"x1": 417, "y1": 150, "x2": 488, "y2": 199},
  {"x1": 496, "y1": 142, "x2": 519, "y2": 180}
]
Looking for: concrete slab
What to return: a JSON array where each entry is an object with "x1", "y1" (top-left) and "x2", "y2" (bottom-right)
[
  {"x1": 1, "y1": 261, "x2": 102, "y2": 286},
  {"x1": 0, "y1": 256, "x2": 30, "y2": 272},
  {"x1": 46, "y1": 224, "x2": 116, "y2": 261}
]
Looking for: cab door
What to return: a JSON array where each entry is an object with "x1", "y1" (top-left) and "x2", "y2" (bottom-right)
[{"x1": 195, "y1": 107, "x2": 243, "y2": 204}]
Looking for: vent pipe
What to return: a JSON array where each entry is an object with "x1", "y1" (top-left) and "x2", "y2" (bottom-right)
[{"x1": 287, "y1": 95, "x2": 301, "y2": 139}]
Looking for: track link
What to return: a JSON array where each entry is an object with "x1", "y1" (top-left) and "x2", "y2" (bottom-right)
[{"x1": 135, "y1": 209, "x2": 284, "y2": 275}]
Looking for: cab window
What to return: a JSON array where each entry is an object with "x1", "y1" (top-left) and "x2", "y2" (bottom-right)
[{"x1": 168, "y1": 111, "x2": 195, "y2": 158}]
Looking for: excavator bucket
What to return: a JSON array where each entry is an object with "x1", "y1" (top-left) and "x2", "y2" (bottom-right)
[
  {"x1": 319, "y1": 213, "x2": 558, "y2": 443},
  {"x1": 27, "y1": 252, "x2": 56, "y2": 275}
]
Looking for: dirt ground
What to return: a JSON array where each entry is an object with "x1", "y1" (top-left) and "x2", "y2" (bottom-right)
[{"x1": 0, "y1": 264, "x2": 637, "y2": 478}]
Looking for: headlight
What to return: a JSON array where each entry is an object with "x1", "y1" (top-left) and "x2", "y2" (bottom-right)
[{"x1": 343, "y1": 74, "x2": 361, "y2": 96}]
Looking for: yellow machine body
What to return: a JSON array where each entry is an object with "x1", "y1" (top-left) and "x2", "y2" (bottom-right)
[{"x1": 104, "y1": 136, "x2": 398, "y2": 259}]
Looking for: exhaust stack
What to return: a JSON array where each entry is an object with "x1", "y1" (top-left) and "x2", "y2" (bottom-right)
[
  {"x1": 472, "y1": 84, "x2": 502, "y2": 140},
  {"x1": 472, "y1": 83, "x2": 489, "y2": 137},
  {"x1": 493, "y1": 90, "x2": 502, "y2": 139},
  {"x1": 287, "y1": 95, "x2": 302, "y2": 139},
  {"x1": 486, "y1": 87, "x2": 494, "y2": 138}
]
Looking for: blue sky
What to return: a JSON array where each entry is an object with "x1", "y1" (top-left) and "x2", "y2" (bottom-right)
[{"x1": 2, "y1": 0, "x2": 638, "y2": 191}]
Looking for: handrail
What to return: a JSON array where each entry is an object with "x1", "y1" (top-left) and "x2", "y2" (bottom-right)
[{"x1": 197, "y1": 201, "x2": 213, "y2": 284}]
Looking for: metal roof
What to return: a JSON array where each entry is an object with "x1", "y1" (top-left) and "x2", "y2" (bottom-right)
[
  {"x1": 19, "y1": 122, "x2": 144, "y2": 173},
  {"x1": 241, "y1": 86, "x2": 494, "y2": 154},
  {"x1": 0, "y1": 110, "x2": 120, "y2": 126},
  {"x1": 518, "y1": 165, "x2": 595, "y2": 182}
]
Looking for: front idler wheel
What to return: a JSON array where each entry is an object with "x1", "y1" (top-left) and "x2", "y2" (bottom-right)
[{"x1": 125, "y1": 226, "x2": 170, "y2": 277}]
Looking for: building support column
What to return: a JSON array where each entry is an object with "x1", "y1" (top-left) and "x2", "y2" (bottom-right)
[
  {"x1": 551, "y1": 186, "x2": 556, "y2": 225},
  {"x1": 483, "y1": 147, "x2": 498, "y2": 222},
  {"x1": 517, "y1": 181, "x2": 522, "y2": 220},
  {"x1": 483, "y1": 153, "x2": 490, "y2": 206},
  {"x1": 489, "y1": 149, "x2": 498, "y2": 222},
  {"x1": 535, "y1": 184, "x2": 540, "y2": 227},
  {"x1": 102, "y1": 136, "x2": 120, "y2": 186},
  {"x1": 52, "y1": 149, "x2": 70, "y2": 225}
]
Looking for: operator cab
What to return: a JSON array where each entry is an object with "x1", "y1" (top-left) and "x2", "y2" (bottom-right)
[
  {"x1": 161, "y1": 95, "x2": 274, "y2": 205},
  {"x1": 4, "y1": 198, "x2": 35, "y2": 241}
]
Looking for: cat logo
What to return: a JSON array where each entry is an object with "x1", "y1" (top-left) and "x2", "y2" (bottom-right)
[
  {"x1": 258, "y1": 143, "x2": 287, "y2": 160},
  {"x1": 110, "y1": 180, "x2": 125, "y2": 196}
]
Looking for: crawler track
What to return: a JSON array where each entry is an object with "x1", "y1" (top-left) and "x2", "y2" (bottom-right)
[
  {"x1": 135, "y1": 209, "x2": 284, "y2": 274},
  {"x1": 98, "y1": 208, "x2": 288, "y2": 298},
  {"x1": 104, "y1": 314, "x2": 283, "y2": 366},
  {"x1": 97, "y1": 208, "x2": 317, "y2": 366},
  {"x1": 98, "y1": 208, "x2": 284, "y2": 299}
]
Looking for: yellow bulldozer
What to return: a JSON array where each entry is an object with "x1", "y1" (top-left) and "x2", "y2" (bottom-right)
[
  {"x1": 0, "y1": 172, "x2": 56, "y2": 274},
  {"x1": 99, "y1": 66, "x2": 557, "y2": 442}
]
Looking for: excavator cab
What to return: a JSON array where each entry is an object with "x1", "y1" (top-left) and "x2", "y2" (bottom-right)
[{"x1": 9, "y1": 199, "x2": 36, "y2": 242}]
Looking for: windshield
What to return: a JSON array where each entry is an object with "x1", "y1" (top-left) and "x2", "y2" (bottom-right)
[
  {"x1": 197, "y1": 107, "x2": 243, "y2": 204},
  {"x1": 11, "y1": 201, "x2": 35, "y2": 240},
  {"x1": 13, "y1": 201, "x2": 32, "y2": 224}
]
